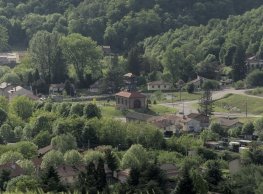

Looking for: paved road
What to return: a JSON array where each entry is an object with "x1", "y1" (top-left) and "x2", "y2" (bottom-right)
[{"x1": 159, "y1": 88, "x2": 261, "y2": 118}]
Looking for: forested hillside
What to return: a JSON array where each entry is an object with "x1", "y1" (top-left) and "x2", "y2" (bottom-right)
[{"x1": 0, "y1": 0, "x2": 263, "y2": 51}]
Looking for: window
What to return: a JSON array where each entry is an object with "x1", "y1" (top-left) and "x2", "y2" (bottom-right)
[
  {"x1": 125, "y1": 99, "x2": 127, "y2": 105},
  {"x1": 158, "y1": 85, "x2": 160, "y2": 88},
  {"x1": 152, "y1": 86, "x2": 154, "y2": 88},
  {"x1": 164, "y1": 85, "x2": 166, "y2": 88},
  {"x1": 118, "y1": 97, "x2": 120, "y2": 104}
]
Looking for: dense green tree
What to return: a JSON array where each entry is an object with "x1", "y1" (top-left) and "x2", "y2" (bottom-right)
[
  {"x1": 69, "y1": 103, "x2": 85, "y2": 117},
  {"x1": 41, "y1": 150, "x2": 64, "y2": 168},
  {"x1": 51, "y1": 132, "x2": 77, "y2": 154},
  {"x1": 64, "y1": 150, "x2": 84, "y2": 165},
  {"x1": 14, "y1": 141, "x2": 38, "y2": 159},
  {"x1": 9, "y1": 95, "x2": 34, "y2": 121},
  {"x1": 126, "y1": 44, "x2": 142, "y2": 76},
  {"x1": 162, "y1": 47, "x2": 185, "y2": 87},
  {"x1": 0, "y1": 124, "x2": 14, "y2": 140},
  {"x1": 0, "y1": 96, "x2": 8, "y2": 112},
  {"x1": 190, "y1": 169, "x2": 209, "y2": 194},
  {"x1": 0, "y1": 25, "x2": 9, "y2": 52},
  {"x1": 254, "y1": 117, "x2": 263, "y2": 131},
  {"x1": 199, "y1": 89, "x2": 214, "y2": 116},
  {"x1": 246, "y1": 69, "x2": 263, "y2": 87},
  {"x1": 104, "y1": 149, "x2": 119, "y2": 171},
  {"x1": 0, "y1": 107, "x2": 7, "y2": 126},
  {"x1": 203, "y1": 160, "x2": 223, "y2": 190},
  {"x1": 187, "y1": 82, "x2": 195, "y2": 93},
  {"x1": 14, "y1": 126, "x2": 23, "y2": 138},
  {"x1": 232, "y1": 43, "x2": 246, "y2": 81},
  {"x1": 17, "y1": 160, "x2": 35, "y2": 175},
  {"x1": 32, "y1": 131, "x2": 52, "y2": 149},
  {"x1": 29, "y1": 30, "x2": 66, "y2": 84},
  {"x1": 121, "y1": 144, "x2": 148, "y2": 169},
  {"x1": 0, "y1": 169, "x2": 11, "y2": 191},
  {"x1": 173, "y1": 168, "x2": 196, "y2": 194},
  {"x1": 0, "y1": 151, "x2": 23, "y2": 164},
  {"x1": 96, "y1": 158, "x2": 107, "y2": 191},
  {"x1": 61, "y1": 33, "x2": 103, "y2": 86},
  {"x1": 22, "y1": 124, "x2": 32, "y2": 141},
  {"x1": 242, "y1": 121, "x2": 255, "y2": 135},
  {"x1": 83, "y1": 103, "x2": 102, "y2": 119},
  {"x1": 40, "y1": 165, "x2": 65, "y2": 193}
]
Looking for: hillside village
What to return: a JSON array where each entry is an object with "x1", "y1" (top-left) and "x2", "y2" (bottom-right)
[{"x1": 2, "y1": 0, "x2": 263, "y2": 193}]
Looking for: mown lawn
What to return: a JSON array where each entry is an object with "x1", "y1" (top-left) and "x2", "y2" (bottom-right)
[
  {"x1": 157, "y1": 92, "x2": 202, "y2": 103},
  {"x1": 245, "y1": 87, "x2": 263, "y2": 97},
  {"x1": 192, "y1": 103, "x2": 232, "y2": 113},
  {"x1": 101, "y1": 104, "x2": 178, "y2": 117},
  {"x1": 213, "y1": 94, "x2": 263, "y2": 114}
]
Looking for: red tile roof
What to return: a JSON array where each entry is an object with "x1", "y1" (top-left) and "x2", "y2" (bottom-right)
[
  {"x1": 0, "y1": 162, "x2": 26, "y2": 177},
  {"x1": 115, "y1": 91, "x2": 145, "y2": 98},
  {"x1": 31, "y1": 158, "x2": 43, "y2": 167},
  {"x1": 156, "y1": 114, "x2": 180, "y2": 122},
  {"x1": 151, "y1": 121, "x2": 173, "y2": 128},
  {"x1": 38, "y1": 145, "x2": 57, "y2": 155}
]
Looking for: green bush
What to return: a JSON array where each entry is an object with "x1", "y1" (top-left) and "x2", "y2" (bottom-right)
[
  {"x1": 186, "y1": 82, "x2": 195, "y2": 93},
  {"x1": 234, "y1": 80, "x2": 244, "y2": 89},
  {"x1": 246, "y1": 69, "x2": 263, "y2": 86},
  {"x1": 153, "y1": 100, "x2": 157, "y2": 104}
]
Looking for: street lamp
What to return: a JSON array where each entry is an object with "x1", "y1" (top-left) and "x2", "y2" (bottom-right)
[{"x1": 246, "y1": 99, "x2": 248, "y2": 117}]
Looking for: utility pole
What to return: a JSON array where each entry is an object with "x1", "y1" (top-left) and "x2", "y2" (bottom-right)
[
  {"x1": 180, "y1": 85, "x2": 182, "y2": 102},
  {"x1": 88, "y1": 139, "x2": 90, "y2": 150},
  {"x1": 246, "y1": 99, "x2": 248, "y2": 117}
]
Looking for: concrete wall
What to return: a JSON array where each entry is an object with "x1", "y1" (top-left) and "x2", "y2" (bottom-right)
[{"x1": 90, "y1": 88, "x2": 99, "y2": 93}]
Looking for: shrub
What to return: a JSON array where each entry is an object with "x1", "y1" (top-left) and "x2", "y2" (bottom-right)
[
  {"x1": 186, "y1": 82, "x2": 194, "y2": 93},
  {"x1": 153, "y1": 100, "x2": 157, "y2": 104},
  {"x1": 234, "y1": 80, "x2": 244, "y2": 89},
  {"x1": 246, "y1": 69, "x2": 263, "y2": 86}
]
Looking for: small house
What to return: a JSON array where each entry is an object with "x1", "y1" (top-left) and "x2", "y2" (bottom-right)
[
  {"x1": 8, "y1": 86, "x2": 33, "y2": 101},
  {"x1": 214, "y1": 118, "x2": 243, "y2": 129},
  {"x1": 147, "y1": 81, "x2": 171, "y2": 90},
  {"x1": 49, "y1": 84, "x2": 64, "y2": 94},
  {"x1": 89, "y1": 82, "x2": 100, "y2": 93},
  {"x1": 0, "y1": 162, "x2": 26, "y2": 178}
]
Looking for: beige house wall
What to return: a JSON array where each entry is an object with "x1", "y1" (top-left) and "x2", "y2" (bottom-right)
[
  {"x1": 147, "y1": 84, "x2": 171, "y2": 91},
  {"x1": 116, "y1": 96, "x2": 145, "y2": 109}
]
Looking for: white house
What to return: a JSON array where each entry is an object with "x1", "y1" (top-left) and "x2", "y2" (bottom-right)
[
  {"x1": 147, "y1": 81, "x2": 171, "y2": 90},
  {"x1": 246, "y1": 55, "x2": 263, "y2": 72},
  {"x1": 49, "y1": 84, "x2": 64, "y2": 94},
  {"x1": 89, "y1": 82, "x2": 100, "y2": 93},
  {"x1": 181, "y1": 116, "x2": 201, "y2": 133},
  {"x1": 8, "y1": 86, "x2": 33, "y2": 100}
]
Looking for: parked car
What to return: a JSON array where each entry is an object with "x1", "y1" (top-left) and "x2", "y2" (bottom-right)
[{"x1": 179, "y1": 111, "x2": 183, "y2": 114}]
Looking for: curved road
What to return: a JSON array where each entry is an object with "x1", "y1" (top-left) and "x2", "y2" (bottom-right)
[{"x1": 159, "y1": 88, "x2": 262, "y2": 118}]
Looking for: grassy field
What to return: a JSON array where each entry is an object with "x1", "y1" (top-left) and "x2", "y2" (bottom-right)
[
  {"x1": 213, "y1": 94, "x2": 263, "y2": 114},
  {"x1": 245, "y1": 87, "x2": 263, "y2": 97},
  {"x1": 101, "y1": 104, "x2": 178, "y2": 117},
  {"x1": 156, "y1": 92, "x2": 202, "y2": 103},
  {"x1": 191, "y1": 103, "x2": 231, "y2": 113}
]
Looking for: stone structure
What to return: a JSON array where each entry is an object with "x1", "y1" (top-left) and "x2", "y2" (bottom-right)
[{"x1": 115, "y1": 73, "x2": 146, "y2": 109}]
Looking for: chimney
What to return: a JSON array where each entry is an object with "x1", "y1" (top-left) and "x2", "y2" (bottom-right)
[{"x1": 11, "y1": 161, "x2": 15, "y2": 170}]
